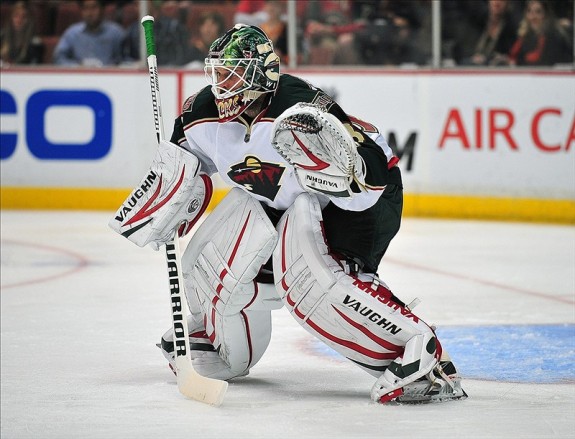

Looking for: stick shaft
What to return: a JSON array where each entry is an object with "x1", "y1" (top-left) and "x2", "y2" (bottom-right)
[
  {"x1": 140, "y1": 15, "x2": 227, "y2": 406},
  {"x1": 141, "y1": 16, "x2": 165, "y2": 142}
]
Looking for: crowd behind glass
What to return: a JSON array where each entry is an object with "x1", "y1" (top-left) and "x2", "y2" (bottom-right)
[{"x1": 1, "y1": 0, "x2": 573, "y2": 68}]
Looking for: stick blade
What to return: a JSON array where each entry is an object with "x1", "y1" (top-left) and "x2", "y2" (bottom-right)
[{"x1": 175, "y1": 358, "x2": 228, "y2": 406}]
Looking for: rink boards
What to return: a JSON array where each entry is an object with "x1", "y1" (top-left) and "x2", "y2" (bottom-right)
[{"x1": 1, "y1": 68, "x2": 574, "y2": 223}]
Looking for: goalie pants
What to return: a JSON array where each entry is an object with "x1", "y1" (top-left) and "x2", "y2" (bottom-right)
[
  {"x1": 323, "y1": 184, "x2": 403, "y2": 274},
  {"x1": 260, "y1": 184, "x2": 403, "y2": 276}
]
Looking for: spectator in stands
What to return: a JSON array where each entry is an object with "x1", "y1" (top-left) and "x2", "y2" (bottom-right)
[
  {"x1": 365, "y1": 0, "x2": 426, "y2": 65},
  {"x1": 441, "y1": 0, "x2": 489, "y2": 64},
  {"x1": 53, "y1": 0, "x2": 126, "y2": 66},
  {"x1": 302, "y1": 0, "x2": 363, "y2": 64},
  {"x1": 260, "y1": 0, "x2": 288, "y2": 58},
  {"x1": 462, "y1": 0, "x2": 519, "y2": 66},
  {"x1": 0, "y1": 1, "x2": 43, "y2": 65},
  {"x1": 234, "y1": 0, "x2": 269, "y2": 27},
  {"x1": 233, "y1": 0, "x2": 299, "y2": 58},
  {"x1": 507, "y1": 0, "x2": 572, "y2": 66},
  {"x1": 152, "y1": 0, "x2": 191, "y2": 66},
  {"x1": 546, "y1": 0, "x2": 574, "y2": 35},
  {"x1": 186, "y1": 11, "x2": 226, "y2": 67},
  {"x1": 124, "y1": 0, "x2": 190, "y2": 66},
  {"x1": 115, "y1": 0, "x2": 140, "y2": 29},
  {"x1": 330, "y1": 1, "x2": 427, "y2": 66}
]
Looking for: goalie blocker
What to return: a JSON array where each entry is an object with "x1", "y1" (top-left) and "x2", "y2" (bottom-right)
[{"x1": 108, "y1": 140, "x2": 212, "y2": 249}]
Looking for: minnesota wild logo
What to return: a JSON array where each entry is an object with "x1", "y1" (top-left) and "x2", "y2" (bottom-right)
[{"x1": 227, "y1": 156, "x2": 285, "y2": 201}]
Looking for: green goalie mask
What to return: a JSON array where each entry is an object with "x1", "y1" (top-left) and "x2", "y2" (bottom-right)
[{"x1": 205, "y1": 24, "x2": 280, "y2": 121}]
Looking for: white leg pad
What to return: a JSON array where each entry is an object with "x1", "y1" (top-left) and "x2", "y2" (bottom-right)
[
  {"x1": 182, "y1": 188, "x2": 278, "y2": 377},
  {"x1": 160, "y1": 312, "x2": 271, "y2": 381},
  {"x1": 273, "y1": 193, "x2": 439, "y2": 385},
  {"x1": 192, "y1": 309, "x2": 272, "y2": 380}
]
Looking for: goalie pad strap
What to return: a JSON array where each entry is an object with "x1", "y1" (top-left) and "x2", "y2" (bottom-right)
[
  {"x1": 182, "y1": 188, "x2": 278, "y2": 374},
  {"x1": 273, "y1": 193, "x2": 437, "y2": 375}
]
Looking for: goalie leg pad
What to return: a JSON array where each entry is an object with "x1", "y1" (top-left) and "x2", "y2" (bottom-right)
[
  {"x1": 182, "y1": 188, "x2": 279, "y2": 376},
  {"x1": 273, "y1": 193, "x2": 440, "y2": 393},
  {"x1": 159, "y1": 312, "x2": 271, "y2": 381},
  {"x1": 196, "y1": 309, "x2": 272, "y2": 380}
]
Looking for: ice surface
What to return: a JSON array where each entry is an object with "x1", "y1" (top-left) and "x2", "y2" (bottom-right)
[{"x1": 1, "y1": 211, "x2": 574, "y2": 438}]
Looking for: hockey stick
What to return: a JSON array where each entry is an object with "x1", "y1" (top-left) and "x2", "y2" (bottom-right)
[{"x1": 141, "y1": 15, "x2": 228, "y2": 406}]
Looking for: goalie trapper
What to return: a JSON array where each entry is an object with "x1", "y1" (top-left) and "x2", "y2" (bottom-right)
[{"x1": 271, "y1": 103, "x2": 367, "y2": 198}]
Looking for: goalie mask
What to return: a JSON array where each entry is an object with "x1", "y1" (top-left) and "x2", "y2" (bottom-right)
[{"x1": 205, "y1": 24, "x2": 280, "y2": 122}]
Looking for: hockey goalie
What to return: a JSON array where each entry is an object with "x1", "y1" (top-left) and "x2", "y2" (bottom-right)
[{"x1": 109, "y1": 24, "x2": 467, "y2": 404}]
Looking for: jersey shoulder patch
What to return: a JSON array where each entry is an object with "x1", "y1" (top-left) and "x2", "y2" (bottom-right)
[
  {"x1": 180, "y1": 86, "x2": 218, "y2": 124},
  {"x1": 311, "y1": 92, "x2": 336, "y2": 111},
  {"x1": 182, "y1": 93, "x2": 198, "y2": 113},
  {"x1": 268, "y1": 74, "x2": 336, "y2": 118}
]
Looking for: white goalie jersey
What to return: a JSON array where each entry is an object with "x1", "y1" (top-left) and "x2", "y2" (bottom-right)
[{"x1": 170, "y1": 74, "x2": 401, "y2": 213}]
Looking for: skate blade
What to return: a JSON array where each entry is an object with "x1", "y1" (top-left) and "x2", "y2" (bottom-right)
[{"x1": 396, "y1": 389, "x2": 469, "y2": 405}]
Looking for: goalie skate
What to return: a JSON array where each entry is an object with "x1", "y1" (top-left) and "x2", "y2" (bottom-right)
[
  {"x1": 158, "y1": 325, "x2": 215, "y2": 376},
  {"x1": 157, "y1": 326, "x2": 250, "y2": 380},
  {"x1": 157, "y1": 314, "x2": 242, "y2": 379},
  {"x1": 385, "y1": 362, "x2": 468, "y2": 404}
]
